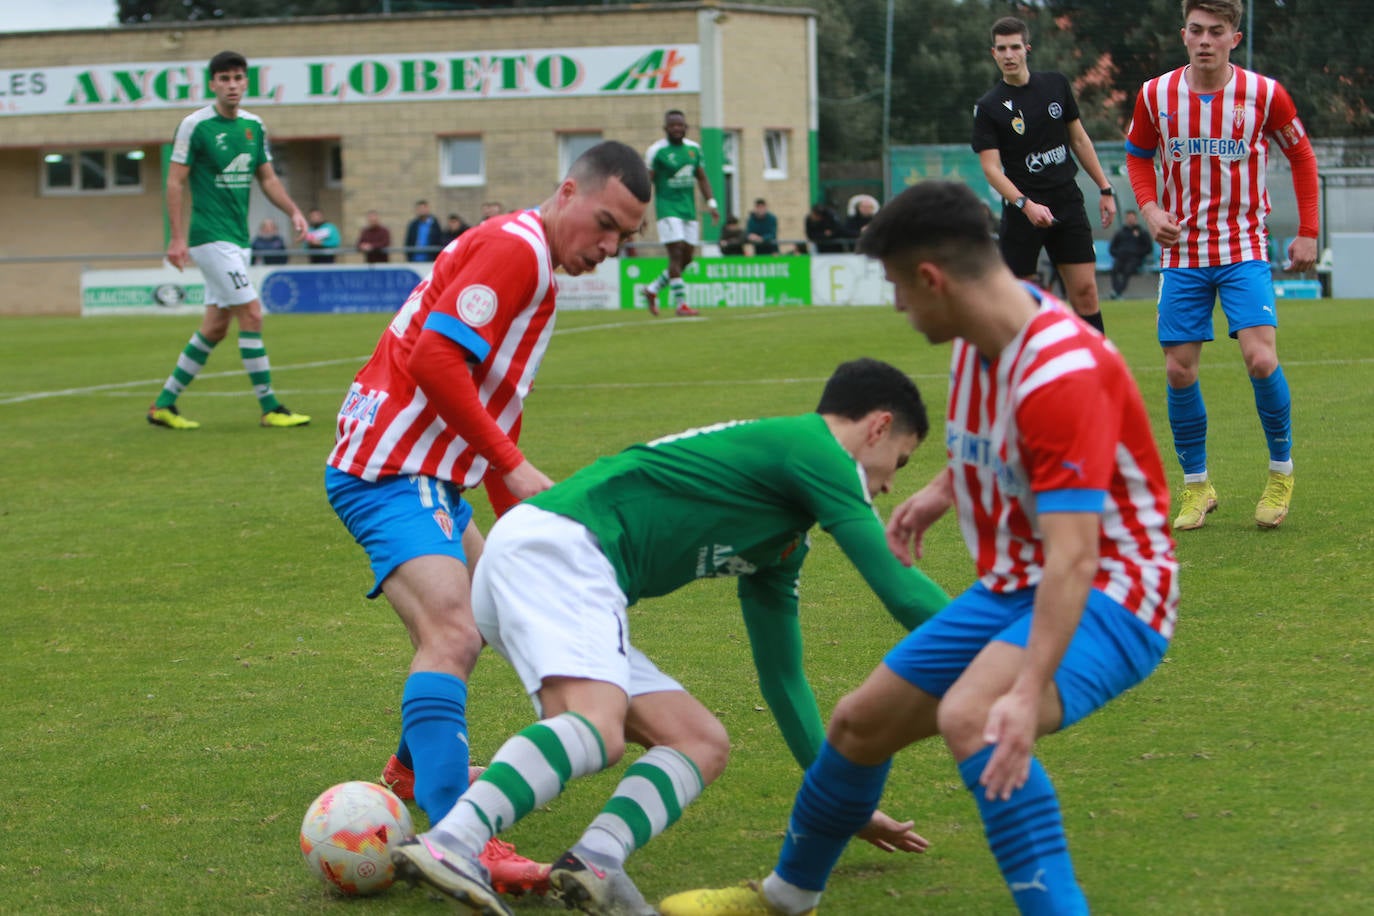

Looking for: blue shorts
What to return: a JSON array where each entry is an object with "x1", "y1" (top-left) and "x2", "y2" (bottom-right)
[
  {"x1": 883, "y1": 583, "x2": 1169, "y2": 729},
  {"x1": 1157, "y1": 260, "x2": 1276, "y2": 346},
  {"x1": 325, "y1": 466, "x2": 475, "y2": 598}
]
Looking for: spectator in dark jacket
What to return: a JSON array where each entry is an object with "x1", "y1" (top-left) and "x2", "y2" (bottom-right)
[
  {"x1": 805, "y1": 202, "x2": 844, "y2": 253},
  {"x1": 1108, "y1": 210, "x2": 1154, "y2": 299},
  {"x1": 745, "y1": 198, "x2": 779, "y2": 255},
  {"x1": 404, "y1": 200, "x2": 443, "y2": 262}
]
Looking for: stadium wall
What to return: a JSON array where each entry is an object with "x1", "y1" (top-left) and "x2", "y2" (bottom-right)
[{"x1": 0, "y1": 3, "x2": 815, "y2": 316}]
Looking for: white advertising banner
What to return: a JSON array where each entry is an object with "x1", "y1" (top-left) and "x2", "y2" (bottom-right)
[
  {"x1": 809, "y1": 254, "x2": 895, "y2": 307},
  {"x1": 1, "y1": 46, "x2": 699, "y2": 117}
]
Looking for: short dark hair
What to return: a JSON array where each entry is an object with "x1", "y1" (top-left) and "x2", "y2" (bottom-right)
[
  {"x1": 991, "y1": 16, "x2": 1029, "y2": 44},
  {"x1": 817, "y1": 358, "x2": 929, "y2": 441},
  {"x1": 754, "y1": 198, "x2": 767, "y2": 206},
  {"x1": 209, "y1": 51, "x2": 247, "y2": 75},
  {"x1": 1184, "y1": 0, "x2": 1243, "y2": 29},
  {"x1": 568, "y1": 140, "x2": 652, "y2": 203},
  {"x1": 858, "y1": 180, "x2": 1001, "y2": 279},
  {"x1": 665, "y1": 109, "x2": 686, "y2": 120}
]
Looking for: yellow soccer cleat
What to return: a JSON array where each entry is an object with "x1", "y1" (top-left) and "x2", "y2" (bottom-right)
[
  {"x1": 1254, "y1": 470, "x2": 1294, "y2": 529},
  {"x1": 260, "y1": 405, "x2": 311, "y2": 428},
  {"x1": 1172, "y1": 480, "x2": 1218, "y2": 531},
  {"x1": 659, "y1": 882, "x2": 814, "y2": 916},
  {"x1": 147, "y1": 404, "x2": 200, "y2": 430}
]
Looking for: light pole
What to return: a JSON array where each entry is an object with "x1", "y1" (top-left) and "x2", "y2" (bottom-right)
[{"x1": 881, "y1": 0, "x2": 894, "y2": 202}]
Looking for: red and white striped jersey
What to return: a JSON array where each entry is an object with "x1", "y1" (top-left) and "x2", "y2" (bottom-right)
[
  {"x1": 946, "y1": 295, "x2": 1178, "y2": 638},
  {"x1": 327, "y1": 210, "x2": 556, "y2": 484},
  {"x1": 1126, "y1": 65, "x2": 1306, "y2": 269}
]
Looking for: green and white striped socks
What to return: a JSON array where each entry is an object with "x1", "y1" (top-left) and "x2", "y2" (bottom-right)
[
  {"x1": 430, "y1": 712, "x2": 606, "y2": 854},
  {"x1": 573, "y1": 745, "x2": 704, "y2": 867},
  {"x1": 238, "y1": 332, "x2": 280, "y2": 413},
  {"x1": 154, "y1": 331, "x2": 216, "y2": 408}
]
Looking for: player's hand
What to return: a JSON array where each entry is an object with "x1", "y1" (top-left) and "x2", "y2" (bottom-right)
[
  {"x1": 1286, "y1": 236, "x2": 1318, "y2": 273},
  {"x1": 978, "y1": 688, "x2": 1040, "y2": 801},
  {"x1": 885, "y1": 483, "x2": 951, "y2": 565},
  {"x1": 1025, "y1": 200, "x2": 1055, "y2": 228},
  {"x1": 858, "y1": 810, "x2": 930, "y2": 854},
  {"x1": 1098, "y1": 193, "x2": 1117, "y2": 229},
  {"x1": 501, "y1": 460, "x2": 554, "y2": 502},
  {"x1": 1143, "y1": 205, "x2": 1181, "y2": 247},
  {"x1": 290, "y1": 211, "x2": 310, "y2": 241},
  {"x1": 165, "y1": 241, "x2": 191, "y2": 271},
  {"x1": 708, "y1": 205, "x2": 720, "y2": 226}
]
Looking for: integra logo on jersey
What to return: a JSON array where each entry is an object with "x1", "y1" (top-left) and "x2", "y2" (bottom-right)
[
  {"x1": 1168, "y1": 136, "x2": 1250, "y2": 162},
  {"x1": 946, "y1": 427, "x2": 1025, "y2": 496},
  {"x1": 338, "y1": 385, "x2": 387, "y2": 426},
  {"x1": 1024, "y1": 144, "x2": 1067, "y2": 173}
]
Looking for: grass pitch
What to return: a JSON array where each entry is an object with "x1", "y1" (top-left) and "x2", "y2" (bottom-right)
[{"x1": 1, "y1": 298, "x2": 1370, "y2": 913}]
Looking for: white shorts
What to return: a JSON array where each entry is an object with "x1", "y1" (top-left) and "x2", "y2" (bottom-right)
[
  {"x1": 472, "y1": 504, "x2": 684, "y2": 716},
  {"x1": 657, "y1": 217, "x2": 700, "y2": 247},
  {"x1": 189, "y1": 241, "x2": 258, "y2": 308}
]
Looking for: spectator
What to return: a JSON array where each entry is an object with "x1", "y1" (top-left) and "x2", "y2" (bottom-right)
[
  {"x1": 718, "y1": 216, "x2": 746, "y2": 255},
  {"x1": 440, "y1": 212, "x2": 471, "y2": 248},
  {"x1": 1107, "y1": 210, "x2": 1153, "y2": 299},
  {"x1": 356, "y1": 209, "x2": 391, "y2": 264},
  {"x1": 805, "y1": 201, "x2": 844, "y2": 253},
  {"x1": 843, "y1": 194, "x2": 879, "y2": 239},
  {"x1": 304, "y1": 207, "x2": 340, "y2": 264},
  {"x1": 404, "y1": 199, "x2": 442, "y2": 262},
  {"x1": 250, "y1": 217, "x2": 289, "y2": 265},
  {"x1": 479, "y1": 201, "x2": 505, "y2": 223},
  {"x1": 745, "y1": 198, "x2": 779, "y2": 255}
]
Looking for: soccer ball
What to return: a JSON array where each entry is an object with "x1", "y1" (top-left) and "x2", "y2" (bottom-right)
[{"x1": 299, "y1": 781, "x2": 414, "y2": 896}]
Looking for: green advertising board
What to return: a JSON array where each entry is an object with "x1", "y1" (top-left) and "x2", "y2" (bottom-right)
[{"x1": 619, "y1": 256, "x2": 811, "y2": 309}]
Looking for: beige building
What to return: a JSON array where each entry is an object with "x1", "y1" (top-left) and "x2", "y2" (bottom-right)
[{"x1": 0, "y1": 2, "x2": 817, "y2": 315}]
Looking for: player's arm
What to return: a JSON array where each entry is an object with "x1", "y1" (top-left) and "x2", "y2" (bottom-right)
[
  {"x1": 1123, "y1": 88, "x2": 1180, "y2": 247},
  {"x1": 409, "y1": 246, "x2": 553, "y2": 500},
  {"x1": 694, "y1": 161, "x2": 719, "y2": 225},
  {"x1": 1066, "y1": 119, "x2": 1117, "y2": 228},
  {"x1": 979, "y1": 507, "x2": 1098, "y2": 801},
  {"x1": 978, "y1": 369, "x2": 1113, "y2": 800},
  {"x1": 738, "y1": 553, "x2": 824, "y2": 769},
  {"x1": 887, "y1": 467, "x2": 954, "y2": 566},
  {"x1": 1267, "y1": 85, "x2": 1320, "y2": 271},
  {"x1": 829, "y1": 514, "x2": 949, "y2": 630},
  {"x1": 164, "y1": 161, "x2": 192, "y2": 270},
  {"x1": 256, "y1": 162, "x2": 308, "y2": 240}
]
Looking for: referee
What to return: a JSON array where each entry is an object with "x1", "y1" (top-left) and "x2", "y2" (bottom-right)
[{"x1": 973, "y1": 16, "x2": 1116, "y2": 333}]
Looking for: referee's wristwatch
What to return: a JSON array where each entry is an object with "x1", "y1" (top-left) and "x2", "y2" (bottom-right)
[
  {"x1": 1013, "y1": 195, "x2": 1028, "y2": 210},
  {"x1": 1100, "y1": 186, "x2": 1115, "y2": 197}
]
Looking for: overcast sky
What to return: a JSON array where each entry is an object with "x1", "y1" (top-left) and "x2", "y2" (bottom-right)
[{"x1": 1, "y1": 0, "x2": 118, "y2": 32}]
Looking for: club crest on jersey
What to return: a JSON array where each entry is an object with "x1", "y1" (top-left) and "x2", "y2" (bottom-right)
[
  {"x1": 456, "y1": 284, "x2": 498, "y2": 326},
  {"x1": 432, "y1": 508, "x2": 454, "y2": 539},
  {"x1": 1233, "y1": 107, "x2": 1246, "y2": 129},
  {"x1": 1012, "y1": 114, "x2": 1025, "y2": 135}
]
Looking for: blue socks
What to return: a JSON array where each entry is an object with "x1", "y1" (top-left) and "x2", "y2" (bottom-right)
[
  {"x1": 958, "y1": 745, "x2": 1087, "y2": 916},
  {"x1": 1250, "y1": 366, "x2": 1292, "y2": 463},
  {"x1": 1166, "y1": 381, "x2": 1208, "y2": 476},
  {"x1": 775, "y1": 742, "x2": 891, "y2": 892},
  {"x1": 401, "y1": 671, "x2": 469, "y2": 822}
]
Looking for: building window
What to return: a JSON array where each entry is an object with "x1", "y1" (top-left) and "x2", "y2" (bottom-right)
[
  {"x1": 325, "y1": 142, "x2": 343, "y2": 188},
  {"x1": 42, "y1": 148, "x2": 144, "y2": 195},
  {"x1": 440, "y1": 136, "x2": 484, "y2": 187},
  {"x1": 558, "y1": 132, "x2": 603, "y2": 179},
  {"x1": 763, "y1": 129, "x2": 789, "y2": 181}
]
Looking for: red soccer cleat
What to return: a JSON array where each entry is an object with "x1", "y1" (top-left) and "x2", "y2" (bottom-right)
[
  {"x1": 480, "y1": 837, "x2": 552, "y2": 896},
  {"x1": 675, "y1": 303, "x2": 700, "y2": 317},
  {"x1": 643, "y1": 288, "x2": 660, "y2": 316},
  {"x1": 380, "y1": 756, "x2": 488, "y2": 803},
  {"x1": 380, "y1": 754, "x2": 415, "y2": 801}
]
